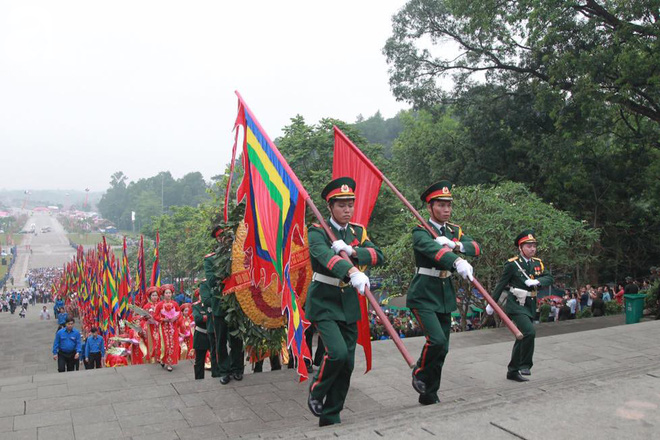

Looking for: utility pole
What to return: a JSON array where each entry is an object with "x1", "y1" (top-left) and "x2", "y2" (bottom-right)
[{"x1": 161, "y1": 173, "x2": 164, "y2": 215}]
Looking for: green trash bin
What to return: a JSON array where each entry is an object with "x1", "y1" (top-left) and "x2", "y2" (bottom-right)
[{"x1": 624, "y1": 294, "x2": 646, "y2": 324}]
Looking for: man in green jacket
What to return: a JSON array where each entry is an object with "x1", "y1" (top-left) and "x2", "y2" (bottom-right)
[
  {"x1": 191, "y1": 289, "x2": 211, "y2": 380},
  {"x1": 407, "y1": 180, "x2": 479, "y2": 405},
  {"x1": 489, "y1": 230, "x2": 554, "y2": 382},
  {"x1": 306, "y1": 177, "x2": 384, "y2": 427},
  {"x1": 201, "y1": 225, "x2": 244, "y2": 385}
]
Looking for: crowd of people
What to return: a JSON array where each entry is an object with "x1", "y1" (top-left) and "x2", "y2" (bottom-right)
[
  {"x1": 1, "y1": 267, "x2": 61, "y2": 316},
  {"x1": 542, "y1": 274, "x2": 657, "y2": 322},
  {"x1": 367, "y1": 271, "x2": 660, "y2": 341},
  {"x1": 51, "y1": 284, "x2": 197, "y2": 373}
]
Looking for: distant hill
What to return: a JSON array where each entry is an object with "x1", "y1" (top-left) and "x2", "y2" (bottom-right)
[
  {"x1": 0, "y1": 189, "x2": 102, "y2": 210},
  {"x1": 353, "y1": 111, "x2": 405, "y2": 158}
]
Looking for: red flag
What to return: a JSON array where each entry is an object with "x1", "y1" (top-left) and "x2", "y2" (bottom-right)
[
  {"x1": 332, "y1": 126, "x2": 383, "y2": 227},
  {"x1": 332, "y1": 126, "x2": 384, "y2": 374}
]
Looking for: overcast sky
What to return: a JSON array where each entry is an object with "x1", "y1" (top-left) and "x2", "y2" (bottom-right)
[{"x1": 0, "y1": 0, "x2": 410, "y2": 192}]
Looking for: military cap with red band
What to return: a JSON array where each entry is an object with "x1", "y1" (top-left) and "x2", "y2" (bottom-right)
[
  {"x1": 515, "y1": 229, "x2": 537, "y2": 247},
  {"x1": 211, "y1": 225, "x2": 224, "y2": 239},
  {"x1": 420, "y1": 180, "x2": 453, "y2": 203},
  {"x1": 321, "y1": 177, "x2": 356, "y2": 202}
]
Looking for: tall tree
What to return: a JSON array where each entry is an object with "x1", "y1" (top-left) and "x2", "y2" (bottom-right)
[{"x1": 384, "y1": 0, "x2": 660, "y2": 132}]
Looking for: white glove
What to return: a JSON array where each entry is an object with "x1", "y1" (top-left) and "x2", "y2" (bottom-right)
[
  {"x1": 454, "y1": 258, "x2": 474, "y2": 281},
  {"x1": 486, "y1": 304, "x2": 494, "y2": 315},
  {"x1": 349, "y1": 271, "x2": 370, "y2": 295},
  {"x1": 434, "y1": 236, "x2": 456, "y2": 249},
  {"x1": 524, "y1": 279, "x2": 541, "y2": 287},
  {"x1": 331, "y1": 240, "x2": 354, "y2": 256}
]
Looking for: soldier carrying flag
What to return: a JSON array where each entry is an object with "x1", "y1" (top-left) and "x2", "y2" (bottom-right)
[
  {"x1": 306, "y1": 177, "x2": 384, "y2": 427},
  {"x1": 408, "y1": 180, "x2": 479, "y2": 405}
]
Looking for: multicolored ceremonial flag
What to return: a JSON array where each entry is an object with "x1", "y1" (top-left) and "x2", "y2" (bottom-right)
[
  {"x1": 228, "y1": 92, "x2": 311, "y2": 380},
  {"x1": 136, "y1": 235, "x2": 146, "y2": 305},
  {"x1": 150, "y1": 231, "x2": 161, "y2": 287},
  {"x1": 118, "y1": 236, "x2": 131, "y2": 320},
  {"x1": 102, "y1": 236, "x2": 117, "y2": 337}
]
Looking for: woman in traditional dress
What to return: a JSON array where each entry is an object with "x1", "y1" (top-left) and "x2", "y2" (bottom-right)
[
  {"x1": 179, "y1": 303, "x2": 195, "y2": 361},
  {"x1": 142, "y1": 286, "x2": 161, "y2": 364},
  {"x1": 154, "y1": 284, "x2": 182, "y2": 371},
  {"x1": 128, "y1": 317, "x2": 148, "y2": 365}
]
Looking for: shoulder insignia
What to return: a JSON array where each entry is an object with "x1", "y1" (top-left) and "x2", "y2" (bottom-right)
[
  {"x1": 311, "y1": 223, "x2": 321, "y2": 228},
  {"x1": 532, "y1": 257, "x2": 542, "y2": 262},
  {"x1": 349, "y1": 222, "x2": 365, "y2": 229},
  {"x1": 508, "y1": 256, "x2": 519, "y2": 262},
  {"x1": 447, "y1": 222, "x2": 460, "y2": 228},
  {"x1": 204, "y1": 252, "x2": 216, "y2": 258}
]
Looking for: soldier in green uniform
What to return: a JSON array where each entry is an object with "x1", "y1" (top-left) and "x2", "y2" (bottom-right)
[
  {"x1": 201, "y1": 225, "x2": 244, "y2": 385},
  {"x1": 489, "y1": 230, "x2": 553, "y2": 382},
  {"x1": 198, "y1": 280, "x2": 219, "y2": 377},
  {"x1": 191, "y1": 287, "x2": 211, "y2": 380},
  {"x1": 306, "y1": 177, "x2": 384, "y2": 427},
  {"x1": 407, "y1": 180, "x2": 479, "y2": 405}
]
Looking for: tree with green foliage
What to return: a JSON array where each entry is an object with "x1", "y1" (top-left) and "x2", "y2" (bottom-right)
[
  {"x1": 391, "y1": 83, "x2": 660, "y2": 280},
  {"x1": 384, "y1": 1, "x2": 660, "y2": 280},
  {"x1": 353, "y1": 110, "x2": 405, "y2": 155},
  {"x1": 384, "y1": 0, "x2": 660, "y2": 128},
  {"x1": 374, "y1": 182, "x2": 599, "y2": 328},
  {"x1": 146, "y1": 205, "x2": 216, "y2": 286},
  {"x1": 98, "y1": 171, "x2": 210, "y2": 231}
]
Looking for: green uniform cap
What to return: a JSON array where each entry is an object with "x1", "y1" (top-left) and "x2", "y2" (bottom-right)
[
  {"x1": 421, "y1": 180, "x2": 453, "y2": 203},
  {"x1": 515, "y1": 229, "x2": 537, "y2": 247},
  {"x1": 321, "y1": 177, "x2": 356, "y2": 202}
]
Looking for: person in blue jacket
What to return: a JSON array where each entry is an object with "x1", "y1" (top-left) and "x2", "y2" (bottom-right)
[
  {"x1": 84, "y1": 327, "x2": 105, "y2": 369},
  {"x1": 52, "y1": 317, "x2": 82, "y2": 372},
  {"x1": 54, "y1": 296, "x2": 64, "y2": 318},
  {"x1": 56, "y1": 308, "x2": 68, "y2": 330}
]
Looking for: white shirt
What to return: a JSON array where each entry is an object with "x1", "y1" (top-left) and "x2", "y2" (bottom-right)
[
  {"x1": 329, "y1": 217, "x2": 348, "y2": 233},
  {"x1": 567, "y1": 298, "x2": 577, "y2": 314}
]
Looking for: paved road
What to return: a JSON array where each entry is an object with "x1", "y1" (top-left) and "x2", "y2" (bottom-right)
[{"x1": 8, "y1": 212, "x2": 75, "y2": 288}]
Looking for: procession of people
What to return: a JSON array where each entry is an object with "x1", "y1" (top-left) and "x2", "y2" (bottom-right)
[{"x1": 40, "y1": 175, "x2": 658, "y2": 430}]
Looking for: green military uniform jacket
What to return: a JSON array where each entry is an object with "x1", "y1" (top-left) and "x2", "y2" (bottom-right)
[
  {"x1": 406, "y1": 222, "x2": 481, "y2": 313},
  {"x1": 492, "y1": 255, "x2": 554, "y2": 319},
  {"x1": 192, "y1": 301, "x2": 210, "y2": 350},
  {"x1": 202, "y1": 252, "x2": 226, "y2": 318},
  {"x1": 305, "y1": 221, "x2": 384, "y2": 324}
]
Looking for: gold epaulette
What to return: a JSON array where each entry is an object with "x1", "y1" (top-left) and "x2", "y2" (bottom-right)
[
  {"x1": 349, "y1": 221, "x2": 365, "y2": 229},
  {"x1": 532, "y1": 257, "x2": 542, "y2": 262},
  {"x1": 508, "y1": 256, "x2": 519, "y2": 262}
]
